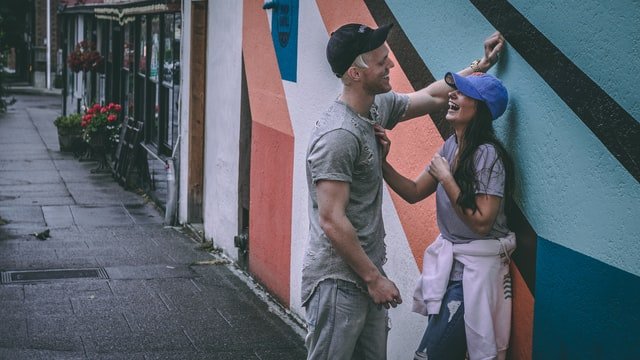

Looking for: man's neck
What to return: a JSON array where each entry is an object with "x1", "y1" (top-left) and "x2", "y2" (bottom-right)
[{"x1": 340, "y1": 88, "x2": 375, "y2": 118}]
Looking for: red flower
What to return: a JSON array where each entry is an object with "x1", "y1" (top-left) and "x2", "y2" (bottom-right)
[{"x1": 81, "y1": 102, "x2": 123, "y2": 145}]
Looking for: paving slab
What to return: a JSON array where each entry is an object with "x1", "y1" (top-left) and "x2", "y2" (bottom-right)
[{"x1": 69, "y1": 205, "x2": 135, "y2": 227}]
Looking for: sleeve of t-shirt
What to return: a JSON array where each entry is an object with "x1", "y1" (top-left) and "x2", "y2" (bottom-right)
[
  {"x1": 474, "y1": 144, "x2": 505, "y2": 197},
  {"x1": 377, "y1": 91, "x2": 410, "y2": 130},
  {"x1": 307, "y1": 129, "x2": 359, "y2": 184}
]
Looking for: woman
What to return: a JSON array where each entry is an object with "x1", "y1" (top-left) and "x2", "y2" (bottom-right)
[{"x1": 375, "y1": 72, "x2": 515, "y2": 360}]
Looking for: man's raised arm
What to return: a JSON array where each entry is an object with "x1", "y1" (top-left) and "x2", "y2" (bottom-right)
[{"x1": 401, "y1": 31, "x2": 505, "y2": 122}]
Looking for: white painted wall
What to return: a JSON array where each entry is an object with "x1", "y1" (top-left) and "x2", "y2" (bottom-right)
[
  {"x1": 178, "y1": 0, "x2": 192, "y2": 224},
  {"x1": 201, "y1": 1, "x2": 243, "y2": 257},
  {"x1": 381, "y1": 188, "x2": 429, "y2": 358}
]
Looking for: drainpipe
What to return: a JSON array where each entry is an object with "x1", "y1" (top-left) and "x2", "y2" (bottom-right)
[
  {"x1": 46, "y1": 0, "x2": 51, "y2": 89},
  {"x1": 164, "y1": 136, "x2": 180, "y2": 225}
]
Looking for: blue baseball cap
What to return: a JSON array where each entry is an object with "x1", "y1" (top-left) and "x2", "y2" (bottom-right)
[{"x1": 444, "y1": 72, "x2": 508, "y2": 120}]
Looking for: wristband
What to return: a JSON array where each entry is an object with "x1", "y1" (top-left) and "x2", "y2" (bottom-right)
[{"x1": 470, "y1": 58, "x2": 482, "y2": 73}]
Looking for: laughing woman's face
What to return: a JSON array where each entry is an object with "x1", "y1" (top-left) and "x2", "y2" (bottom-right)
[{"x1": 446, "y1": 90, "x2": 478, "y2": 126}]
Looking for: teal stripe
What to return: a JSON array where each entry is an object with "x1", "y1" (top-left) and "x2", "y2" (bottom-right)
[
  {"x1": 534, "y1": 237, "x2": 640, "y2": 359},
  {"x1": 509, "y1": 0, "x2": 640, "y2": 122}
]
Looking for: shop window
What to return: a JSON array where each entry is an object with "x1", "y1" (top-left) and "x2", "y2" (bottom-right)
[
  {"x1": 135, "y1": 16, "x2": 147, "y2": 129},
  {"x1": 121, "y1": 21, "x2": 134, "y2": 121},
  {"x1": 125, "y1": 13, "x2": 181, "y2": 157},
  {"x1": 66, "y1": 20, "x2": 75, "y2": 98},
  {"x1": 148, "y1": 15, "x2": 161, "y2": 147}
]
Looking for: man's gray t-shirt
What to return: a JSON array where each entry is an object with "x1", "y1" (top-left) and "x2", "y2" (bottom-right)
[{"x1": 302, "y1": 91, "x2": 409, "y2": 305}]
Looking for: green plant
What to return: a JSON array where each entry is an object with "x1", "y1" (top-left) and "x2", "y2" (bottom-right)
[{"x1": 54, "y1": 113, "x2": 83, "y2": 135}]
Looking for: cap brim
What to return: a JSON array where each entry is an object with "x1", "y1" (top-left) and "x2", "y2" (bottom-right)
[
  {"x1": 445, "y1": 72, "x2": 483, "y2": 101},
  {"x1": 365, "y1": 23, "x2": 393, "y2": 53}
]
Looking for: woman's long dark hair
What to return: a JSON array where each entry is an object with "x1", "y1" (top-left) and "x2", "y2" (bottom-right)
[{"x1": 453, "y1": 101, "x2": 514, "y2": 214}]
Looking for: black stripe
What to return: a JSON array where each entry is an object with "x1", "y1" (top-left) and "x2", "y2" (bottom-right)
[
  {"x1": 471, "y1": 0, "x2": 640, "y2": 183},
  {"x1": 364, "y1": 0, "x2": 538, "y2": 294},
  {"x1": 364, "y1": 0, "x2": 453, "y2": 139}
]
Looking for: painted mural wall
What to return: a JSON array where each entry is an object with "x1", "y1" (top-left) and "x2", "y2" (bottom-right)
[{"x1": 181, "y1": 0, "x2": 639, "y2": 359}]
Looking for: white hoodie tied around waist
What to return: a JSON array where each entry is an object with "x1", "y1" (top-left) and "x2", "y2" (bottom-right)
[{"x1": 412, "y1": 232, "x2": 516, "y2": 360}]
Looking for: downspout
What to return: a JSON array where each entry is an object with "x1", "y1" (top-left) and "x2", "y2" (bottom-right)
[
  {"x1": 46, "y1": 0, "x2": 51, "y2": 89},
  {"x1": 164, "y1": 135, "x2": 180, "y2": 225}
]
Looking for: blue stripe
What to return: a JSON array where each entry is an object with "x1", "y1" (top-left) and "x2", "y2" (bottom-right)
[{"x1": 534, "y1": 237, "x2": 640, "y2": 359}]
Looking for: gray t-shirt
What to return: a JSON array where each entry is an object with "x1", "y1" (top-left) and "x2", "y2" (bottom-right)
[
  {"x1": 434, "y1": 135, "x2": 509, "y2": 243},
  {"x1": 432, "y1": 135, "x2": 509, "y2": 280},
  {"x1": 302, "y1": 91, "x2": 409, "y2": 305}
]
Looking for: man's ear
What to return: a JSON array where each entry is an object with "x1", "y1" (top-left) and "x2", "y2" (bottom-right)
[{"x1": 345, "y1": 66, "x2": 361, "y2": 82}]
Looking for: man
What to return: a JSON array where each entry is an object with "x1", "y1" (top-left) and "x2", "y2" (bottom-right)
[{"x1": 303, "y1": 23, "x2": 504, "y2": 360}]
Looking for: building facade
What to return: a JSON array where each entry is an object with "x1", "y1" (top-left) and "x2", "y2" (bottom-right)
[
  {"x1": 59, "y1": 0, "x2": 181, "y2": 208},
  {"x1": 59, "y1": 0, "x2": 640, "y2": 358},
  {"x1": 178, "y1": 1, "x2": 640, "y2": 359}
]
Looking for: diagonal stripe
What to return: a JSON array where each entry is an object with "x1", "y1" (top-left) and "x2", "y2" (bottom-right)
[
  {"x1": 364, "y1": 0, "x2": 453, "y2": 139},
  {"x1": 471, "y1": 0, "x2": 640, "y2": 183},
  {"x1": 243, "y1": 0, "x2": 294, "y2": 306}
]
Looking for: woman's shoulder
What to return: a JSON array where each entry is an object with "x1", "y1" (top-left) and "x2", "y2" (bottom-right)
[
  {"x1": 473, "y1": 143, "x2": 505, "y2": 170},
  {"x1": 475, "y1": 142, "x2": 498, "y2": 156}
]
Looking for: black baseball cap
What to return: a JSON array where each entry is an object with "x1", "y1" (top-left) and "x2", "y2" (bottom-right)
[{"x1": 326, "y1": 23, "x2": 393, "y2": 78}]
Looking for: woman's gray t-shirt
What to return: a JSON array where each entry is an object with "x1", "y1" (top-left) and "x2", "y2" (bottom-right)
[
  {"x1": 433, "y1": 135, "x2": 509, "y2": 243},
  {"x1": 432, "y1": 135, "x2": 510, "y2": 281}
]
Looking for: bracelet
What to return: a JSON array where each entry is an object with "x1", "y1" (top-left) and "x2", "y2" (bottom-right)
[{"x1": 469, "y1": 58, "x2": 482, "y2": 73}]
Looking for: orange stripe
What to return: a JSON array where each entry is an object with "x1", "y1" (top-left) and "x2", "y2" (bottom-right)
[
  {"x1": 316, "y1": 0, "x2": 442, "y2": 268},
  {"x1": 243, "y1": 0, "x2": 294, "y2": 306},
  {"x1": 509, "y1": 262, "x2": 534, "y2": 360}
]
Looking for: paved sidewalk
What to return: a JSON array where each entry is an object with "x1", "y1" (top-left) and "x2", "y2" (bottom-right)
[{"x1": 0, "y1": 93, "x2": 307, "y2": 359}]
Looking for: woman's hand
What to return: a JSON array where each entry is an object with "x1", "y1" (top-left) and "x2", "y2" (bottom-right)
[
  {"x1": 374, "y1": 124, "x2": 390, "y2": 160},
  {"x1": 479, "y1": 31, "x2": 505, "y2": 72},
  {"x1": 428, "y1": 153, "x2": 452, "y2": 183}
]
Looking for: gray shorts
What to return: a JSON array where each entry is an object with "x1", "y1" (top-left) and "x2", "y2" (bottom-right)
[{"x1": 304, "y1": 278, "x2": 389, "y2": 360}]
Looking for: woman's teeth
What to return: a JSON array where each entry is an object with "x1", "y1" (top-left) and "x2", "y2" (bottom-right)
[{"x1": 449, "y1": 102, "x2": 460, "y2": 110}]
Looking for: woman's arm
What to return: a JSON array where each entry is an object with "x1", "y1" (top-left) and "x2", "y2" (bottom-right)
[
  {"x1": 382, "y1": 163, "x2": 438, "y2": 204},
  {"x1": 375, "y1": 125, "x2": 438, "y2": 203},
  {"x1": 429, "y1": 153, "x2": 501, "y2": 235}
]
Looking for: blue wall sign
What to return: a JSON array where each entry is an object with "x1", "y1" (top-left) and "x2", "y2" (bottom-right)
[{"x1": 270, "y1": 0, "x2": 298, "y2": 82}]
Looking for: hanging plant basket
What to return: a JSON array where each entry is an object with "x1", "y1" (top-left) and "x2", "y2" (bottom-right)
[{"x1": 67, "y1": 40, "x2": 104, "y2": 73}]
